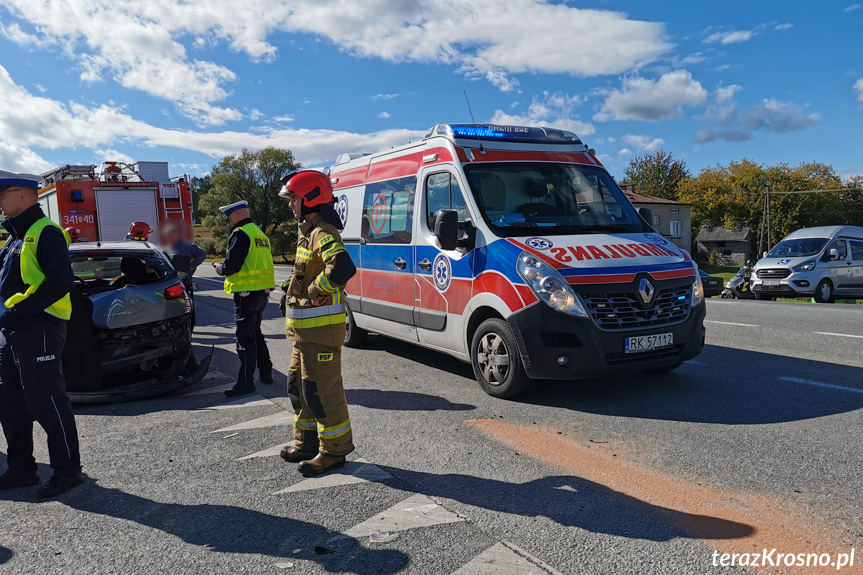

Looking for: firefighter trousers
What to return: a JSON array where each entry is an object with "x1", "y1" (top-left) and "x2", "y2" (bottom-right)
[
  {"x1": 288, "y1": 342, "x2": 353, "y2": 457},
  {"x1": 0, "y1": 322, "x2": 81, "y2": 478}
]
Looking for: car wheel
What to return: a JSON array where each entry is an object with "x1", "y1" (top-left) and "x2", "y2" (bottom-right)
[
  {"x1": 344, "y1": 304, "x2": 368, "y2": 348},
  {"x1": 814, "y1": 279, "x2": 835, "y2": 304},
  {"x1": 754, "y1": 293, "x2": 775, "y2": 301},
  {"x1": 470, "y1": 318, "x2": 532, "y2": 398},
  {"x1": 646, "y1": 361, "x2": 684, "y2": 374}
]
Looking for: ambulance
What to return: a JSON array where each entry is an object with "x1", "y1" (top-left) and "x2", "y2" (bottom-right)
[{"x1": 330, "y1": 124, "x2": 705, "y2": 397}]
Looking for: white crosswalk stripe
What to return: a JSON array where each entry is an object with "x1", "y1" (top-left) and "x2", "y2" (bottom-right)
[
  {"x1": 452, "y1": 542, "x2": 564, "y2": 575},
  {"x1": 274, "y1": 459, "x2": 393, "y2": 493},
  {"x1": 212, "y1": 412, "x2": 293, "y2": 433},
  {"x1": 204, "y1": 395, "x2": 273, "y2": 410},
  {"x1": 236, "y1": 443, "x2": 292, "y2": 460},
  {"x1": 332, "y1": 494, "x2": 463, "y2": 540}
]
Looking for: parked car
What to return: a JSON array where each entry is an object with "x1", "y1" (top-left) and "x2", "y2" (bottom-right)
[
  {"x1": 698, "y1": 269, "x2": 724, "y2": 298},
  {"x1": 64, "y1": 242, "x2": 212, "y2": 403},
  {"x1": 751, "y1": 226, "x2": 863, "y2": 303}
]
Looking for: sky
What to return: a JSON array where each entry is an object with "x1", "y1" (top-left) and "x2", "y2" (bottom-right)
[{"x1": 0, "y1": 0, "x2": 861, "y2": 181}]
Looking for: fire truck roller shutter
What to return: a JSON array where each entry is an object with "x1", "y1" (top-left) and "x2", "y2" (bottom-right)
[
  {"x1": 45, "y1": 191, "x2": 60, "y2": 226},
  {"x1": 95, "y1": 189, "x2": 160, "y2": 242}
]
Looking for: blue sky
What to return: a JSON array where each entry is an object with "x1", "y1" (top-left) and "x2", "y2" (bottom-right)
[{"x1": 0, "y1": 0, "x2": 861, "y2": 181}]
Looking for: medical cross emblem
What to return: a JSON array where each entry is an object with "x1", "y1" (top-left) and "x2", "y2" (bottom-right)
[
  {"x1": 433, "y1": 254, "x2": 452, "y2": 291},
  {"x1": 336, "y1": 195, "x2": 348, "y2": 228}
]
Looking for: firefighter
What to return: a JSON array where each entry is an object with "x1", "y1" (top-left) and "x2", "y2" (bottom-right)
[
  {"x1": 64, "y1": 227, "x2": 89, "y2": 243},
  {"x1": 125, "y1": 221, "x2": 151, "y2": 242},
  {"x1": 277, "y1": 170, "x2": 356, "y2": 477},
  {"x1": 0, "y1": 170, "x2": 82, "y2": 497},
  {"x1": 212, "y1": 201, "x2": 276, "y2": 397}
]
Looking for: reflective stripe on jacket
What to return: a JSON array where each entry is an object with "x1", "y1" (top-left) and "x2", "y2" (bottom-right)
[
  {"x1": 224, "y1": 223, "x2": 276, "y2": 295},
  {"x1": 4, "y1": 218, "x2": 72, "y2": 320}
]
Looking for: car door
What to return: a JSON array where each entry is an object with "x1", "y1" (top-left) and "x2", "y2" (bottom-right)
[
  {"x1": 847, "y1": 240, "x2": 863, "y2": 296},
  {"x1": 357, "y1": 177, "x2": 419, "y2": 341},
  {"x1": 825, "y1": 239, "x2": 853, "y2": 294},
  {"x1": 414, "y1": 168, "x2": 474, "y2": 353}
]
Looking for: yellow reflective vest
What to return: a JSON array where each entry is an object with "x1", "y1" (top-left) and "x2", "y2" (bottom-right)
[
  {"x1": 224, "y1": 222, "x2": 276, "y2": 294},
  {"x1": 4, "y1": 217, "x2": 72, "y2": 320}
]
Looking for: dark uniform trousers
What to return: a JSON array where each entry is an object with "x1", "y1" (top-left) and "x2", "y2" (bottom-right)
[
  {"x1": 234, "y1": 290, "x2": 273, "y2": 385},
  {"x1": 0, "y1": 321, "x2": 81, "y2": 477}
]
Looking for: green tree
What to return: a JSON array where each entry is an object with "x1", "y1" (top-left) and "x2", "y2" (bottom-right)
[
  {"x1": 622, "y1": 150, "x2": 691, "y2": 200},
  {"x1": 190, "y1": 175, "x2": 213, "y2": 218},
  {"x1": 197, "y1": 148, "x2": 301, "y2": 258}
]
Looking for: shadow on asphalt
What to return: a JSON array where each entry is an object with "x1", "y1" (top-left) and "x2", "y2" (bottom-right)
[
  {"x1": 383, "y1": 468, "x2": 753, "y2": 542},
  {"x1": 0, "y1": 545, "x2": 11, "y2": 565},
  {"x1": 346, "y1": 389, "x2": 475, "y2": 411},
  {"x1": 4, "y1": 480, "x2": 409, "y2": 574}
]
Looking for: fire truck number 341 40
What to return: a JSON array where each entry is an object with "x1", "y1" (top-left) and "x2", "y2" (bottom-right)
[{"x1": 63, "y1": 214, "x2": 95, "y2": 225}]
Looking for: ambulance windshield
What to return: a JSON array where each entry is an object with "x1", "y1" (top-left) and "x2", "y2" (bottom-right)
[{"x1": 463, "y1": 163, "x2": 647, "y2": 236}]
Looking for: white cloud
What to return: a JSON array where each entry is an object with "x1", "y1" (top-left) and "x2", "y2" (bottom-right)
[
  {"x1": 698, "y1": 84, "x2": 742, "y2": 125},
  {"x1": 704, "y1": 30, "x2": 755, "y2": 45},
  {"x1": 617, "y1": 148, "x2": 633, "y2": 156},
  {"x1": 273, "y1": 115, "x2": 294, "y2": 123},
  {"x1": 774, "y1": 23, "x2": 793, "y2": 31},
  {"x1": 94, "y1": 149, "x2": 136, "y2": 165},
  {"x1": 855, "y1": 78, "x2": 863, "y2": 104},
  {"x1": 845, "y1": 4, "x2": 861, "y2": 11},
  {"x1": 693, "y1": 128, "x2": 750, "y2": 144},
  {"x1": 490, "y1": 91, "x2": 594, "y2": 135},
  {"x1": 621, "y1": 134, "x2": 665, "y2": 152},
  {"x1": 379, "y1": 111, "x2": 391, "y2": 119},
  {"x1": 594, "y1": 70, "x2": 708, "y2": 122},
  {"x1": 0, "y1": 0, "x2": 672, "y2": 125},
  {"x1": 372, "y1": 93, "x2": 400, "y2": 100},
  {"x1": 743, "y1": 99, "x2": 820, "y2": 133},
  {"x1": 0, "y1": 65, "x2": 423, "y2": 169}
]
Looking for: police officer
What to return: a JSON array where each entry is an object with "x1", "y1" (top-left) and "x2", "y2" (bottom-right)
[
  {"x1": 0, "y1": 170, "x2": 82, "y2": 497},
  {"x1": 277, "y1": 171, "x2": 356, "y2": 477},
  {"x1": 213, "y1": 201, "x2": 276, "y2": 397}
]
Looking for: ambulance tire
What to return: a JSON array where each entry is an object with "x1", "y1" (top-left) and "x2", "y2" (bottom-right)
[
  {"x1": 344, "y1": 305, "x2": 368, "y2": 348},
  {"x1": 471, "y1": 318, "x2": 531, "y2": 399}
]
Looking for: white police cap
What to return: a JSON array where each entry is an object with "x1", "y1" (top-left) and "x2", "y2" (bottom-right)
[
  {"x1": 218, "y1": 200, "x2": 249, "y2": 216},
  {"x1": 0, "y1": 170, "x2": 40, "y2": 190}
]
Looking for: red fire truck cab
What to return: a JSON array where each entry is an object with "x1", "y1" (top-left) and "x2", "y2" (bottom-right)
[{"x1": 39, "y1": 161, "x2": 194, "y2": 243}]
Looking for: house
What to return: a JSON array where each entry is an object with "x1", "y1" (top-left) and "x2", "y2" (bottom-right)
[
  {"x1": 695, "y1": 224, "x2": 755, "y2": 266},
  {"x1": 619, "y1": 185, "x2": 692, "y2": 250}
]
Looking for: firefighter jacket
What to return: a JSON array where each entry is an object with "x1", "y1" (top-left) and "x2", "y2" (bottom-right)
[{"x1": 285, "y1": 212, "x2": 356, "y2": 346}]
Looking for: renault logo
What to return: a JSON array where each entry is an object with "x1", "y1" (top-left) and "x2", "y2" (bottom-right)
[{"x1": 638, "y1": 278, "x2": 656, "y2": 304}]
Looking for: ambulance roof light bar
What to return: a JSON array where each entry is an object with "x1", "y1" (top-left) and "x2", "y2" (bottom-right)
[{"x1": 428, "y1": 124, "x2": 584, "y2": 146}]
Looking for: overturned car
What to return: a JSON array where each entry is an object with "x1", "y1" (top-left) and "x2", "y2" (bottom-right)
[{"x1": 64, "y1": 242, "x2": 211, "y2": 403}]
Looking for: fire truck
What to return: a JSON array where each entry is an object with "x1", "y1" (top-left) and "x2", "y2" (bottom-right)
[{"x1": 38, "y1": 161, "x2": 194, "y2": 242}]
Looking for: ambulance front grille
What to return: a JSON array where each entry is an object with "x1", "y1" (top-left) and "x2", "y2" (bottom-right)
[{"x1": 582, "y1": 286, "x2": 692, "y2": 331}]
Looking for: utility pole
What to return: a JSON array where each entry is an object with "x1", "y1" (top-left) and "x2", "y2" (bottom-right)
[{"x1": 757, "y1": 183, "x2": 773, "y2": 258}]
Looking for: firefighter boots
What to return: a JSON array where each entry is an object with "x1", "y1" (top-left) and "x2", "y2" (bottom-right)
[
  {"x1": 280, "y1": 446, "x2": 316, "y2": 463},
  {"x1": 298, "y1": 453, "x2": 346, "y2": 477}
]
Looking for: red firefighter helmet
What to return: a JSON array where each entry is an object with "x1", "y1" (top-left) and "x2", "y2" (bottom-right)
[
  {"x1": 128, "y1": 221, "x2": 151, "y2": 240},
  {"x1": 64, "y1": 227, "x2": 81, "y2": 241},
  {"x1": 279, "y1": 170, "x2": 333, "y2": 208}
]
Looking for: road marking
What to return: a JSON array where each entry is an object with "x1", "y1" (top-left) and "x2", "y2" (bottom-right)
[
  {"x1": 274, "y1": 459, "x2": 394, "y2": 493},
  {"x1": 179, "y1": 381, "x2": 236, "y2": 397},
  {"x1": 237, "y1": 443, "x2": 291, "y2": 461},
  {"x1": 203, "y1": 395, "x2": 273, "y2": 410},
  {"x1": 196, "y1": 276, "x2": 225, "y2": 285},
  {"x1": 468, "y1": 419, "x2": 850, "y2": 575},
  {"x1": 704, "y1": 320, "x2": 759, "y2": 327},
  {"x1": 212, "y1": 412, "x2": 292, "y2": 433},
  {"x1": 452, "y1": 542, "x2": 563, "y2": 575},
  {"x1": 813, "y1": 331, "x2": 863, "y2": 339},
  {"x1": 778, "y1": 376, "x2": 863, "y2": 395},
  {"x1": 332, "y1": 494, "x2": 463, "y2": 540}
]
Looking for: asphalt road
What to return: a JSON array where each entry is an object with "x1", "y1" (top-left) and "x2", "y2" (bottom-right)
[{"x1": 1, "y1": 269, "x2": 861, "y2": 575}]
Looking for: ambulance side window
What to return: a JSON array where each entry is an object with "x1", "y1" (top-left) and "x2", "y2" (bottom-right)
[
  {"x1": 426, "y1": 172, "x2": 468, "y2": 231},
  {"x1": 361, "y1": 177, "x2": 416, "y2": 245}
]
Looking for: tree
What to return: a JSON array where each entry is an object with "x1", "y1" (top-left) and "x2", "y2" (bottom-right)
[
  {"x1": 622, "y1": 150, "x2": 691, "y2": 200},
  {"x1": 190, "y1": 175, "x2": 213, "y2": 219},
  {"x1": 197, "y1": 148, "x2": 301, "y2": 258}
]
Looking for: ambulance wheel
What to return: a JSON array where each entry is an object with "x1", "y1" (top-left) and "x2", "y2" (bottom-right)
[
  {"x1": 344, "y1": 306, "x2": 368, "y2": 348},
  {"x1": 814, "y1": 279, "x2": 835, "y2": 304},
  {"x1": 471, "y1": 318, "x2": 531, "y2": 399}
]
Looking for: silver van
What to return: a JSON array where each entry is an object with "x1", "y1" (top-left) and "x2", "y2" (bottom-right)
[{"x1": 751, "y1": 226, "x2": 863, "y2": 303}]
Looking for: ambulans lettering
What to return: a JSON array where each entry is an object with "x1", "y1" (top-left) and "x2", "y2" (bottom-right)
[{"x1": 552, "y1": 243, "x2": 678, "y2": 263}]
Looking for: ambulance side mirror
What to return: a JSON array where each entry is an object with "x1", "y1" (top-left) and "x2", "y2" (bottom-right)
[
  {"x1": 435, "y1": 209, "x2": 459, "y2": 252},
  {"x1": 638, "y1": 207, "x2": 653, "y2": 227}
]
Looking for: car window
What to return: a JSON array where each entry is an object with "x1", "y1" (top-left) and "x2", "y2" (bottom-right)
[
  {"x1": 850, "y1": 240, "x2": 863, "y2": 261},
  {"x1": 362, "y1": 177, "x2": 416, "y2": 245},
  {"x1": 426, "y1": 172, "x2": 468, "y2": 231},
  {"x1": 72, "y1": 254, "x2": 170, "y2": 285},
  {"x1": 829, "y1": 240, "x2": 848, "y2": 261}
]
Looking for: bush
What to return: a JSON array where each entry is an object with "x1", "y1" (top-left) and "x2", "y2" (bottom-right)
[
  {"x1": 198, "y1": 238, "x2": 225, "y2": 258},
  {"x1": 708, "y1": 249, "x2": 721, "y2": 267}
]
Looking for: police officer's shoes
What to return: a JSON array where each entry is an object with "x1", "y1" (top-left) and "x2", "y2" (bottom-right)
[
  {"x1": 0, "y1": 469, "x2": 39, "y2": 490},
  {"x1": 259, "y1": 371, "x2": 274, "y2": 385},
  {"x1": 280, "y1": 446, "x2": 316, "y2": 463},
  {"x1": 37, "y1": 473, "x2": 84, "y2": 498},
  {"x1": 225, "y1": 382, "x2": 256, "y2": 397},
  {"x1": 297, "y1": 453, "x2": 346, "y2": 477}
]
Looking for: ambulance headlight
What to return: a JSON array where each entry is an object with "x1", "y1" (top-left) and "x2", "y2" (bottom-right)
[
  {"x1": 517, "y1": 252, "x2": 587, "y2": 318},
  {"x1": 692, "y1": 271, "x2": 704, "y2": 307}
]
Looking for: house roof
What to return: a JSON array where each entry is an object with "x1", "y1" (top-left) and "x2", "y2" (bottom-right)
[
  {"x1": 623, "y1": 190, "x2": 689, "y2": 206},
  {"x1": 696, "y1": 224, "x2": 754, "y2": 242}
]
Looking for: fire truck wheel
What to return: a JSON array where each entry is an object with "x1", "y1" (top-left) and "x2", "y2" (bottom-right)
[
  {"x1": 344, "y1": 305, "x2": 368, "y2": 348},
  {"x1": 471, "y1": 318, "x2": 531, "y2": 399}
]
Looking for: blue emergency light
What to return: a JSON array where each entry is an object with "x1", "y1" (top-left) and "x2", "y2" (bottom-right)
[{"x1": 430, "y1": 124, "x2": 583, "y2": 145}]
